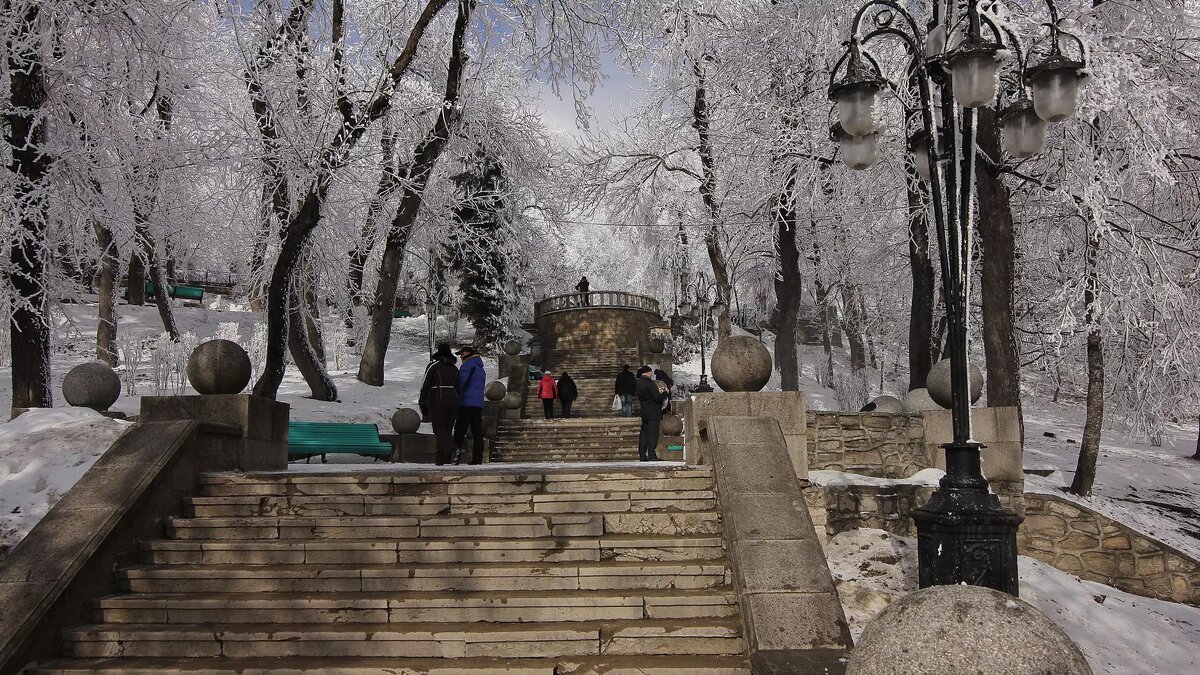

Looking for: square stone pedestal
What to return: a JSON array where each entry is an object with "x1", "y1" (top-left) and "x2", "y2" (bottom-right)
[{"x1": 140, "y1": 394, "x2": 289, "y2": 470}]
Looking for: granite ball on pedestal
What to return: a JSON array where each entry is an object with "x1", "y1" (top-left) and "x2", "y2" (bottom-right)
[
  {"x1": 62, "y1": 362, "x2": 121, "y2": 411},
  {"x1": 661, "y1": 413, "x2": 684, "y2": 437},
  {"x1": 848, "y1": 584, "x2": 1091, "y2": 675},
  {"x1": 391, "y1": 408, "x2": 421, "y2": 434},
  {"x1": 648, "y1": 338, "x2": 665, "y2": 354},
  {"x1": 501, "y1": 392, "x2": 523, "y2": 410},
  {"x1": 926, "y1": 359, "x2": 984, "y2": 409},
  {"x1": 502, "y1": 339, "x2": 522, "y2": 356},
  {"x1": 186, "y1": 339, "x2": 252, "y2": 395},
  {"x1": 901, "y1": 387, "x2": 940, "y2": 413},
  {"x1": 869, "y1": 395, "x2": 903, "y2": 414},
  {"x1": 485, "y1": 381, "x2": 507, "y2": 401},
  {"x1": 710, "y1": 336, "x2": 772, "y2": 392}
]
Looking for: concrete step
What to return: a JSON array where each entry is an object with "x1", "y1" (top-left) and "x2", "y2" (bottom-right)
[
  {"x1": 165, "y1": 511, "x2": 721, "y2": 541},
  {"x1": 198, "y1": 471, "x2": 714, "y2": 498},
  {"x1": 188, "y1": 489, "x2": 714, "y2": 517},
  {"x1": 62, "y1": 620, "x2": 745, "y2": 659},
  {"x1": 119, "y1": 561, "x2": 731, "y2": 594},
  {"x1": 142, "y1": 535, "x2": 725, "y2": 565},
  {"x1": 94, "y1": 589, "x2": 739, "y2": 624},
  {"x1": 34, "y1": 655, "x2": 752, "y2": 674}
]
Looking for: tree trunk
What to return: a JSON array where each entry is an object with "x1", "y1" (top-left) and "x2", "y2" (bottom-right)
[
  {"x1": 347, "y1": 124, "x2": 398, "y2": 323},
  {"x1": 691, "y1": 61, "x2": 733, "y2": 338},
  {"x1": 300, "y1": 248, "x2": 326, "y2": 363},
  {"x1": 1071, "y1": 229, "x2": 1104, "y2": 497},
  {"x1": 287, "y1": 269, "x2": 336, "y2": 400},
  {"x1": 357, "y1": 0, "x2": 471, "y2": 386},
  {"x1": 247, "y1": 184, "x2": 273, "y2": 312},
  {"x1": 976, "y1": 108, "x2": 1022, "y2": 420},
  {"x1": 6, "y1": 1, "x2": 53, "y2": 413},
  {"x1": 127, "y1": 251, "x2": 147, "y2": 305},
  {"x1": 906, "y1": 169, "x2": 936, "y2": 390},
  {"x1": 842, "y1": 284, "x2": 867, "y2": 372},
  {"x1": 1192, "y1": 417, "x2": 1199, "y2": 460},
  {"x1": 773, "y1": 170, "x2": 803, "y2": 391},
  {"x1": 94, "y1": 219, "x2": 119, "y2": 366}
]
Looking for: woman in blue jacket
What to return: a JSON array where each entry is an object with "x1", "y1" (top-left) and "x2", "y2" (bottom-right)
[{"x1": 452, "y1": 345, "x2": 487, "y2": 464}]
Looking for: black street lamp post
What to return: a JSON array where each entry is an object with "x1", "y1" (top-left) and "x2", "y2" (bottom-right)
[
  {"x1": 679, "y1": 271, "x2": 726, "y2": 394},
  {"x1": 827, "y1": 0, "x2": 1088, "y2": 595}
]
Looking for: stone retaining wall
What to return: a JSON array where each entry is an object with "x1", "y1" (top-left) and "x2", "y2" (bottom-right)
[
  {"x1": 805, "y1": 412, "x2": 929, "y2": 479},
  {"x1": 534, "y1": 306, "x2": 662, "y2": 356},
  {"x1": 803, "y1": 484, "x2": 936, "y2": 539},
  {"x1": 1020, "y1": 493, "x2": 1200, "y2": 606}
]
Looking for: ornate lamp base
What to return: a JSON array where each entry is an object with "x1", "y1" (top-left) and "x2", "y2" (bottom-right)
[{"x1": 912, "y1": 458, "x2": 1024, "y2": 596}]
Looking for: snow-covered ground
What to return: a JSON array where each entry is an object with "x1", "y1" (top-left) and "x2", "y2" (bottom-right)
[
  {"x1": 824, "y1": 528, "x2": 1200, "y2": 674},
  {"x1": 0, "y1": 407, "x2": 131, "y2": 560}
]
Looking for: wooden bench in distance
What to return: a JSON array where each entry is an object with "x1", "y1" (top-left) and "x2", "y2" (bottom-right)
[{"x1": 287, "y1": 421, "x2": 392, "y2": 463}]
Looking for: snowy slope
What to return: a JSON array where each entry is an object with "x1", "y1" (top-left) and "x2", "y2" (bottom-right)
[
  {"x1": 824, "y1": 528, "x2": 1200, "y2": 674},
  {"x1": 0, "y1": 407, "x2": 131, "y2": 561}
]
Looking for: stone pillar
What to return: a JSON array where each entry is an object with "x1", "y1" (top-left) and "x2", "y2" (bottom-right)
[{"x1": 140, "y1": 394, "x2": 289, "y2": 470}]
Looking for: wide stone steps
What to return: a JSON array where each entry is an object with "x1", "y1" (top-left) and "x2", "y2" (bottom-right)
[
  {"x1": 39, "y1": 465, "x2": 746, "y2": 672},
  {"x1": 141, "y1": 535, "x2": 724, "y2": 565},
  {"x1": 494, "y1": 420, "x2": 643, "y2": 461},
  {"x1": 34, "y1": 655, "x2": 752, "y2": 674},
  {"x1": 93, "y1": 590, "x2": 739, "y2": 624},
  {"x1": 61, "y1": 619, "x2": 746, "y2": 659}
]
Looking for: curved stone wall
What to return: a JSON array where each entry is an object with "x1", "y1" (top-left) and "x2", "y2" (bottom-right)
[{"x1": 535, "y1": 305, "x2": 664, "y2": 355}]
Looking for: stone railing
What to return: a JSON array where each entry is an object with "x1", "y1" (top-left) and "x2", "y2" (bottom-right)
[
  {"x1": 534, "y1": 291, "x2": 661, "y2": 319},
  {"x1": 1020, "y1": 493, "x2": 1199, "y2": 606}
]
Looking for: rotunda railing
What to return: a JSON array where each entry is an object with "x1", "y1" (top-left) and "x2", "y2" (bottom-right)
[{"x1": 534, "y1": 291, "x2": 661, "y2": 319}]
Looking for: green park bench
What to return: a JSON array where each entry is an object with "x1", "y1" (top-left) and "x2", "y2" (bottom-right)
[
  {"x1": 123, "y1": 283, "x2": 204, "y2": 303},
  {"x1": 287, "y1": 421, "x2": 393, "y2": 463}
]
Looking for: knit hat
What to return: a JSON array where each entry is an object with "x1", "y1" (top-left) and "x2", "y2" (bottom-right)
[
  {"x1": 433, "y1": 343, "x2": 454, "y2": 360},
  {"x1": 637, "y1": 366, "x2": 653, "y2": 375}
]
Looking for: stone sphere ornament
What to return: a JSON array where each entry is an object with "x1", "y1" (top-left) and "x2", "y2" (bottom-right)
[
  {"x1": 848, "y1": 585, "x2": 1092, "y2": 675},
  {"x1": 502, "y1": 339, "x2": 522, "y2": 356},
  {"x1": 925, "y1": 358, "x2": 984, "y2": 409},
  {"x1": 660, "y1": 413, "x2": 684, "y2": 437},
  {"x1": 648, "y1": 337, "x2": 665, "y2": 354},
  {"x1": 869, "y1": 395, "x2": 903, "y2": 414},
  {"x1": 62, "y1": 362, "x2": 121, "y2": 411},
  {"x1": 484, "y1": 381, "x2": 507, "y2": 401},
  {"x1": 501, "y1": 392, "x2": 523, "y2": 410},
  {"x1": 186, "y1": 339, "x2": 252, "y2": 395},
  {"x1": 391, "y1": 407, "x2": 421, "y2": 434},
  {"x1": 900, "y1": 387, "x2": 941, "y2": 413},
  {"x1": 710, "y1": 336, "x2": 772, "y2": 392}
]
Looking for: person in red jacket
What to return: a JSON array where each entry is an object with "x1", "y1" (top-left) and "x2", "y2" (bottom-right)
[{"x1": 536, "y1": 371, "x2": 558, "y2": 419}]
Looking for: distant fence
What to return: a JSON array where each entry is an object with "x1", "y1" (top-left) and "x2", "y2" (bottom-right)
[{"x1": 534, "y1": 291, "x2": 661, "y2": 319}]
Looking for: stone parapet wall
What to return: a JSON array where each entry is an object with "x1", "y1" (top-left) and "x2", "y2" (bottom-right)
[
  {"x1": 534, "y1": 307, "x2": 662, "y2": 356},
  {"x1": 805, "y1": 412, "x2": 929, "y2": 479},
  {"x1": 805, "y1": 484, "x2": 936, "y2": 538},
  {"x1": 1020, "y1": 494, "x2": 1199, "y2": 606}
]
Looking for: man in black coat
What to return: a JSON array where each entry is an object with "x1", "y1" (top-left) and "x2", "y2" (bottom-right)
[
  {"x1": 615, "y1": 364, "x2": 637, "y2": 417},
  {"x1": 557, "y1": 371, "x2": 578, "y2": 418},
  {"x1": 419, "y1": 344, "x2": 460, "y2": 465},
  {"x1": 635, "y1": 366, "x2": 665, "y2": 461},
  {"x1": 575, "y1": 276, "x2": 590, "y2": 306}
]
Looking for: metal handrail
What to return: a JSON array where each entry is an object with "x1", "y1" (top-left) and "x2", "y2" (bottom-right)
[{"x1": 534, "y1": 291, "x2": 661, "y2": 319}]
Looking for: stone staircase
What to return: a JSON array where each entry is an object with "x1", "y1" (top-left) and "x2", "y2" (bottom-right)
[
  {"x1": 542, "y1": 348, "x2": 643, "y2": 380},
  {"x1": 492, "y1": 418, "x2": 641, "y2": 462},
  {"x1": 35, "y1": 466, "x2": 749, "y2": 673},
  {"x1": 522, "y1": 377, "x2": 642, "y2": 419}
]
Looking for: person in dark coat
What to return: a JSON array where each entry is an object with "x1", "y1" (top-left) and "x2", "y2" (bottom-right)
[
  {"x1": 575, "y1": 276, "x2": 590, "y2": 306},
  {"x1": 635, "y1": 366, "x2": 665, "y2": 461},
  {"x1": 419, "y1": 344, "x2": 460, "y2": 465},
  {"x1": 535, "y1": 370, "x2": 558, "y2": 419},
  {"x1": 654, "y1": 367, "x2": 674, "y2": 413},
  {"x1": 615, "y1": 364, "x2": 637, "y2": 417},
  {"x1": 452, "y1": 345, "x2": 486, "y2": 465},
  {"x1": 557, "y1": 371, "x2": 578, "y2": 418}
]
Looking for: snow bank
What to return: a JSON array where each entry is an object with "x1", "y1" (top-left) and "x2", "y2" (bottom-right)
[
  {"x1": 822, "y1": 527, "x2": 1200, "y2": 674},
  {"x1": 0, "y1": 408, "x2": 131, "y2": 559}
]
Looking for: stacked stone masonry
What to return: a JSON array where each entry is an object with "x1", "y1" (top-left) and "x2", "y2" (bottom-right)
[
  {"x1": 802, "y1": 485, "x2": 935, "y2": 539},
  {"x1": 535, "y1": 307, "x2": 663, "y2": 356},
  {"x1": 1020, "y1": 494, "x2": 1199, "y2": 606},
  {"x1": 805, "y1": 412, "x2": 930, "y2": 478}
]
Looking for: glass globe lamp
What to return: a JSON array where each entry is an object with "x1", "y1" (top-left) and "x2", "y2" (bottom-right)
[
  {"x1": 945, "y1": 41, "x2": 1003, "y2": 108},
  {"x1": 1027, "y1": 54, "x2": 1086, "y2": 122},
  {"x1": 999, "y1": 100, "x2": 1046, "y2": 158}
]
